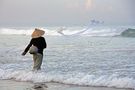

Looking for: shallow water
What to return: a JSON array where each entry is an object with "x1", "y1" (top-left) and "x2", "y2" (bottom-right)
[{"x1": 0, "y1": 35, "x2": 135, "y2": 89}]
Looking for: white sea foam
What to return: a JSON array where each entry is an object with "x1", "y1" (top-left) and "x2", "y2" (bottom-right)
[
  {"x1": 0, "y1": 27, "x2": 127, "y2": 36},
  {"x1": 0, "y1": 68, "x2": 134, "y2": 89},
  {"x1": 0, "y1": 28, "x2": 33, "y2": 35}
]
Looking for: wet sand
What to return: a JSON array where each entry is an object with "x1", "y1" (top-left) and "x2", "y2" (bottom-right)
[{"x1": 0, "y1": 80, "x2": 133, "y2": 90}]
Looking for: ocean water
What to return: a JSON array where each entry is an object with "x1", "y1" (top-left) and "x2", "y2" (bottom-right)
[{"x1": 0, "y1": 26, "x2": 135, "y2": 89}]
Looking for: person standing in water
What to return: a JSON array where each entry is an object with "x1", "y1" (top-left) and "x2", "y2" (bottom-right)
[{"x1": 22, "y1": 28, "x2": 47, "y2": 71}]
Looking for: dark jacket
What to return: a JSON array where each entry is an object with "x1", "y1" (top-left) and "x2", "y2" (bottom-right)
[{"x1": 24, "y1": 37, "x2": 47, "y2": 55}]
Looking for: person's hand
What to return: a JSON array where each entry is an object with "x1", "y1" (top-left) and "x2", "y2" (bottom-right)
[{"x1": 22, "y1": 52, "x2": 26, "y2": 56}]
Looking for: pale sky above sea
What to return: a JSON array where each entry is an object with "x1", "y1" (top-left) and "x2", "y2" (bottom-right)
[{"x1": 0, "y1": 0, "x2": 135, "y2": 26}]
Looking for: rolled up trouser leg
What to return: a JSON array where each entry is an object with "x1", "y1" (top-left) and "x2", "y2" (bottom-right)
[{"x1": 33, "y1": 53, "x2": 43, "y2": 70}]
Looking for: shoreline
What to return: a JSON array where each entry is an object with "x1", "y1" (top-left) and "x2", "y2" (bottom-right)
[{"x1": 0, "y1": 80, "x2": 133, "y2": 90}]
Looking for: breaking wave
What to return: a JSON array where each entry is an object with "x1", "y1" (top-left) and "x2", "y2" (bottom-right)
[
  {"x1": 0, "y1": 67, "x2": 135, "y2": 89},
  {"x1": 0, "y1": 26, "x2": 135, "y2": 37},
  {"x1": 121, "y1": 28, "x2": 135, "y2": 37}
]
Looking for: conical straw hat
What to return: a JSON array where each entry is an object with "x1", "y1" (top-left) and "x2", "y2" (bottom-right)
[{"x1": 31, "y1": 28, "x2": 45, "y2": 38}]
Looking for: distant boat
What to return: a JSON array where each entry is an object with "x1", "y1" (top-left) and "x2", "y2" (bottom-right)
[{"x1": 90, "y1": 19, "x2": 104, "y2": 25}]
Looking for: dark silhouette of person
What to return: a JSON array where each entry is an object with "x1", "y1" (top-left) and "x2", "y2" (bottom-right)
[{"x1": 22, "y1": 28, "x2": 47, "y2": 71}]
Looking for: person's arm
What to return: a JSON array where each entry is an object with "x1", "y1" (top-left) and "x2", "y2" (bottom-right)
[{"x1": 22, "y1": 39, "x2": 33, "y2": 56}]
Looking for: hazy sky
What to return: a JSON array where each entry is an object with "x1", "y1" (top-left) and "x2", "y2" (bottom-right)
[{"x1": 0, "y1": 0, "x2": 135, "y2": 26}]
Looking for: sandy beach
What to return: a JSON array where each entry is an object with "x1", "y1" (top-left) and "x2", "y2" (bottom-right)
[{"x1": 0, "y1": 80, "x2": 133, "y2": 90}]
